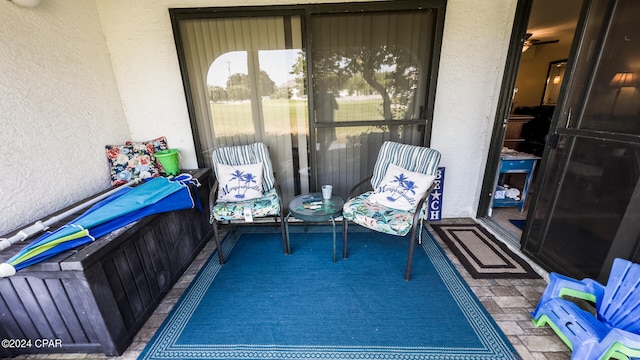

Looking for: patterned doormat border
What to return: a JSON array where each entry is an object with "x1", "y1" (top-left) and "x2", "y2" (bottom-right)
[{"x1": 430, "y1": 223, "x2": 541, "y2": 279}]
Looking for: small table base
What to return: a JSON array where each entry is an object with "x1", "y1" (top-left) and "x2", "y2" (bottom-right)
[{"x1": 285, "y1": 193, "x2": 344, "y2": 262}]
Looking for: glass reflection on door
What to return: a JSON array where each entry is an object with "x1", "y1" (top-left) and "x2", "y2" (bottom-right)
[{"x1": 523, "y1": 0, "x2": 640, "y2": 282}]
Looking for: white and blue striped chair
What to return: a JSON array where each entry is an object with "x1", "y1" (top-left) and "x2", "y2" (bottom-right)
[
  {"x1": 208, "y1": 142, "x2": 286, "y2": 264},
  {"x1": 342, "y1": 141, "x2": 441, "y2": 281}
]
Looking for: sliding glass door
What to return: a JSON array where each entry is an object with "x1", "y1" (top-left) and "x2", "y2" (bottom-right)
[
  {"x1": 522, "y1": 0, "x2": 640, "y2": 282},
  {"x1": 171, "y1": 2, "x2": 445, "y2": 202}
]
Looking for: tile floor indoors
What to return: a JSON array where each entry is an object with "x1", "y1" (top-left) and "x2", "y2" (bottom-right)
[
  {"x1": 491, "y1": 206, "x2": 525, "y2": 237},
  {"x1": 13, "y1": 218, "x2": 572, "y2": 360}
]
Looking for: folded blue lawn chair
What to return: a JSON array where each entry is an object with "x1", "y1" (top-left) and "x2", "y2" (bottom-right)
[{"x1": 531, "y1": 258, "x2": 640, "y2": 360}]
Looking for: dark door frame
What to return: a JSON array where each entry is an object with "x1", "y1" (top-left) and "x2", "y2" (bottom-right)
[{"x1": 477, "y1": 0, "x2": 533, "y2": 220}]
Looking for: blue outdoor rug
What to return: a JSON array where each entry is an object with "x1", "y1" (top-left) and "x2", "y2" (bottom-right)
[{"x1": 140, "y1": 225, "x2": 520, "y2": 359}]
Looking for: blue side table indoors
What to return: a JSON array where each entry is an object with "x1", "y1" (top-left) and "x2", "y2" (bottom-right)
[{"x1": 493, "y1": 152, "x2": 541, "y2": 212}]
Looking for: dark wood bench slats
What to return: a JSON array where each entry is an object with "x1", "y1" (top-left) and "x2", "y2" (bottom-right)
[{"x1": 0, "y1": 169, "x2": 213, "y2": 357}]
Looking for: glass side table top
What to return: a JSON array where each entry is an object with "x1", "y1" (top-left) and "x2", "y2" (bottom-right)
[{"x1": 287, "y1": 193, "x2": 344, "y2": 222}]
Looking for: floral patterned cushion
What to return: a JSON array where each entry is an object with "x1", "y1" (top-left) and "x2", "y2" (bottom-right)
[
  {"x1": 105, "y1": 136, "x2": 169, "y2": 185},
  {"x1": 343, "y1": 191, "x2": 426, "y2": 236},
  {"x1": 105, "y1": 144, "x2": 161, "y2": 186},
  {"x1": 126, "y1": 136, "x2": 169, "y2": 173},
  {"x1": 211, "y1": 187, "x2": 280, "y2": 222}
]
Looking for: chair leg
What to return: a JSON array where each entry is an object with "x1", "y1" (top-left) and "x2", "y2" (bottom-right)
[
  {"x1": 342, "y1": 219, "x2": 349, "y2": 259},
  {"x1": 279, "y1": 212, "x2": 289, "y2": 255},
  {"x1": 211, "y1": 220, "x2": 225, "y2": 265},
  {"x1": 404, "y1": 223, "x2": 419, "y2": 281}
]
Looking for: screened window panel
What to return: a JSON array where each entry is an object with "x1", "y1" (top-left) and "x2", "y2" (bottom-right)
[
  {"x1": 310, "y1": 9, "x2": 436, "y2": 195},
  {"x1": 310, "y1": 11, "x2": 435, "y2": 123},
  {"x1": 534, "y1": 137, "x2": 640, "y2": 278}
]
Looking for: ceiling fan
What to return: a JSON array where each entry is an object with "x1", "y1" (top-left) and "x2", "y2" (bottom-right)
[{"x1": 522, "y1": 33, "x2": 559, "y2": 52}]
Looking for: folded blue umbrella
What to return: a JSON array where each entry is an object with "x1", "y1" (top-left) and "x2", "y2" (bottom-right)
[{"x1": 0, "y1": 176, "x2": 200, "y2": 276}]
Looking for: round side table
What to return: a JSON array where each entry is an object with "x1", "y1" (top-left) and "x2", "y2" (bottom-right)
[{"x1": 285, "y1": 192, "x2": 344, "y2": 262}]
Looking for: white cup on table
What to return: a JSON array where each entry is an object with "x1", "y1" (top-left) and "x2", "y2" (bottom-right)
[{"x1": 321, "y1": 185, "x2": 333, "y2": 200}]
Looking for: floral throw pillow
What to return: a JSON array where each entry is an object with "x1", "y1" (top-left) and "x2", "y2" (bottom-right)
[
  {"x1": 105, "y1": 136, "x2": 168, "y2": 185},
  {"x1": 368, "y1": 163, "x2": 435, "y2": 211},
  {"x1": 105, "y1": 143, "x2": 161, "y2": 186},
  {"x1": 216, "y1": 162, "x2": 264, "y2": 202},
  {"x1": 126, "y1": 136, "x2": 168, "y2": 173}
]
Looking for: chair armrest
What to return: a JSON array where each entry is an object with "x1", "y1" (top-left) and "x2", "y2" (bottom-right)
[
  {"x1": 346, "y1": 175, "x2": 373, "y2": 201},
  {"x1": 532, "y1": 272, "x2": 605, "y2": 318},
  {"x1": 272, "y1": 172, "x2": 284, "y2": 210},
  {"x1": 208, "y1": 178, "x2": 219, "y2": 214},
  {"x1": 552, "y1": 272, "x2": 605, "y2": 303},
  {"x1": 412, "y1": 180, "x2": 437, "y2": 224}
]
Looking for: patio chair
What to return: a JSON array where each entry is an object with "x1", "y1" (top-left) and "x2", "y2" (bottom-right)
[
  {"x1": 342, "y1": 141, "x2": 441, "y2": 281},
  {"x1": 531, "y1": 258, "x2": 640, "y2": 360},
  {"x1": 209, "y1": 142, "x2": 287, "y2": 264}
]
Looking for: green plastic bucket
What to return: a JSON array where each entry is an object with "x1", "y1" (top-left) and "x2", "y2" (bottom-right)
[{"x1": 155, "y1": 149, "x2": 180, "y2": 175}]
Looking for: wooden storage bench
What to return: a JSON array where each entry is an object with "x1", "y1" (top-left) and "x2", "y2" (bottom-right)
[{"x1": 0, "y1": 168, "x2": 213, "y2": 357}]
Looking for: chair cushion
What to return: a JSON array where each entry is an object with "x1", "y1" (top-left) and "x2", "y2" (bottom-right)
[
  {"x1": 371, "y1": 141, "x2": 441, "y2": 189},
  {"x1": 368, "y1": 163, "x2": 435, "y2": 211},
  {"x1": 211, "y1": 142, "x2": 275, "y2": 191},
  {"x1": 216, "y1": 162, "x2": 264, "y2": 202},
  {"x1": 211, "y1": 187, "x2": 280, "y2": 222},
  {"x1": 343, "y1": 191, "x2": 421, "y2": 236}
]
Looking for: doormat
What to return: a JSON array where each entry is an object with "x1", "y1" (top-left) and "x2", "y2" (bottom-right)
[
  {"x1": 430, "y1": 223, "x2": 541, "y2": 279},
  {"x1": 509, "y1": 219, "x2": 526, "y2": 230}
]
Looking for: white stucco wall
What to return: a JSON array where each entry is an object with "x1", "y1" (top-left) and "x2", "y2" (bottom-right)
[
  {"x1": 0, "y1": 0, "x2": 516, "y2": 236},
  {"x1": 0, "y1": 1, "x2": 130, "y2": 235},
  {"x1": 96, "y1": 0, "x2": 516, "y2": 220},
  {"x1": 432, "y1": 0, "x2": 516, "y2": 217}
]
